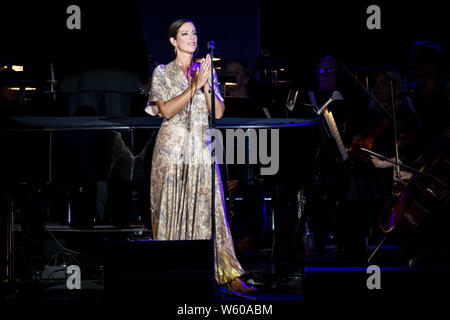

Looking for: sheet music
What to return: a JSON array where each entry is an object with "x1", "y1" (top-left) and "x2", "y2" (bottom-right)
[{"x1": 323, "y1": 109, "x2": 348, "y2": 161}]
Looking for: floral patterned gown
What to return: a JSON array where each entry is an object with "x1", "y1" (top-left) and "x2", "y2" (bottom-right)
[{"x1": 146, "y1": 61, "x2": 245, "y2": 284}]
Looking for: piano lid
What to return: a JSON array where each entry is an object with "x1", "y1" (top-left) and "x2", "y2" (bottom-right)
[{"x1": 1, "y1": 116, "x2": 321, "y2": 131}]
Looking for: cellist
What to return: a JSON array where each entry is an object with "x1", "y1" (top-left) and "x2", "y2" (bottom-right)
[
  {"x1": 336, "y1": 66, "x2": 420, "y2": 264},
  {"x1": 382, "y1": 43, "x2": 450, "y2": 267}
]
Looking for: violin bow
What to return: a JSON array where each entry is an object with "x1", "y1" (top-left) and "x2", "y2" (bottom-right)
[
  {"x1": 337, "y1": 59, "x2": 402, "y2": 130},
  {"x1": 390, "y1": 80, "x2": 401, "y2": 179}
]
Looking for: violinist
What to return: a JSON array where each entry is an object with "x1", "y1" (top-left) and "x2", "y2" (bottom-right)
[
  {"x1": 336, "y1": 66, "x2": 420, "y2": 264},
  {"x1": 385, "y1": 44, "x2": 450, "y2": 267},
  {"x1": 380, "y1": 43, "x2": 448, "y2": 192},
  {"x1": 388, "y1": 43, "x2": 448, "y2": 206}
]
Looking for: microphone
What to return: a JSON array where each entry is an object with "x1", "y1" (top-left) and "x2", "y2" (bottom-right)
[
  {"x1": 316, "y1": 91, "x2": 343, "y2": 115},
  {"x1": 207, "y1": 41, "x2": 215, "y2": 51}
]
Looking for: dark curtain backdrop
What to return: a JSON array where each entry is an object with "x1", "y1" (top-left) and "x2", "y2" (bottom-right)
[
  {"x1": 138, "y1": 0, "x2": 260, "y2": 70},
  {"x1": 260, "y1": 0, "x2": 448, "y2": 87},
  {"x1": 0, "y1": 1, "x2": 446, "y2": 86}
]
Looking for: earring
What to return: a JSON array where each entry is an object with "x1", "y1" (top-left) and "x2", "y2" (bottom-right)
[{"x1": 174, "y1": 47, "x2": 177, "y2": 55}]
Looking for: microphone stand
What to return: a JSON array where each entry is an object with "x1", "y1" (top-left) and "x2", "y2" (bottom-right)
[
  {"x1": 50, "y1": 62, "x2": 57, "y2": 102},
  {"x1": 207, "y1": 42, "x2": 256, "y2": 300},
  {"x1": 207, "y1": 41, "x2": 220, "y2": 290}
]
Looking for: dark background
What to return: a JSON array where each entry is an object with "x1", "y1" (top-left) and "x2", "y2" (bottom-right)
[
  {"x1": 261, "y1": 0, "x2": 447, "y2": 87},
  {"x1": 0, "y1": 0, "x2": 447, "y2": 88}
]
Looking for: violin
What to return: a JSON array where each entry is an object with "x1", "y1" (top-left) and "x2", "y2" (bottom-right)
[
  {"x1": 348, "y1": 113, "x2": 391, "y2": 167},
  {"x1": 321, "y1": 100, "x2": 404, "y2": 171},
  {"x1": 348, "y1": 98, "x2": 411, "y2": 171}
]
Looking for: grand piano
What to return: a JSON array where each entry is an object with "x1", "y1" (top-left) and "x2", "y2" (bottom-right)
[
  {"x1": 0, "y1": 115, "x2": 321, "y2": 283},
  {"x1": 1, "y1": 115, "x2": 321, "y2": 185}
]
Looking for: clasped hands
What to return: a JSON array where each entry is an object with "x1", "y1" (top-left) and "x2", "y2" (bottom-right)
[{"x1": 191, "y1": 54, "x2": 212, "y2": 92}]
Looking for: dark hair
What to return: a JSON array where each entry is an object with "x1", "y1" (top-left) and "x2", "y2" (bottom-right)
[
  {"x1": 168, "y1": 19, "x2": 194, "y2": 41},
  {"x1": 317, "y1": 56, "x2": 340, "y2": 74},
  {"x1": 409, "y1": 41, "x2": 441, "y2": 67},
  {"x1": 225, "y1": 59, "x2": 250, "y2": 76},
  {"x1": 374, "y1": 66, "x2": 403, "y2": 94},
  {"x1": 317, "y1": 56, "x2": 338, "y2": 67},
  {"x1": 168, "y1": 19, "x2": 195, "y2": 57},
  {"x1": 316, "y1": 55, "x2": 342, "y2": 88}
]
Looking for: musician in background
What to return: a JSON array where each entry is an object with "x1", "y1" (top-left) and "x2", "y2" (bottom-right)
[
  {"x1": 221, "y1": 58, "x2": 265, "y2": 253},
  {"x1": 390, "y1": 42, "x2": 450, "y2": 267},
  {"x1": 355, "y1": 67, "x2": 419, "y2": 178},
  {"x1": 391, "y1": 42, "x2": 449, "y2": 188},
  {"x1": 225, "y1": 59, "x2": 251, "y2": 99},
  {"x1": 222, "y1": 58, "x2": 269, "y2": 118},
  {"x1": 336, "y1": 66, "x2": 419, "y2": 264},
  {"x1": 307, "y1": 56, "x2": 367, "y2": 253},
  {"x1": 317, "y1": 56, "x2": 340, "y2": 92},
  {"x1": 313, "y1": 56, "x2": 368, "y2": 145},
  {"x1": 379, "y1": 43, "x2": 448, "y2": 187}
]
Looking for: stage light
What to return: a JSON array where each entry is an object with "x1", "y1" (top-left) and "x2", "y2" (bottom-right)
[
  {"x1": 12, "y1": 65, "x2": 24, "y2": 72},
  {"x1": 8, "y1": 87, "x2": 36, "y2": 91},
  {"x1": 218, "y1": 75, "x2": 237, "y2": 86}
]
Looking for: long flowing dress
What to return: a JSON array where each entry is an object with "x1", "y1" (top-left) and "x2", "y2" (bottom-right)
[{"x1": 147, "y1": 61, "x2": 245, "y2": 284}]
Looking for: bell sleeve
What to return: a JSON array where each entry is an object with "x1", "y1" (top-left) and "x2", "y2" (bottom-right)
[{"x1": 145, "y1": 65, "x2": 166, "y2": 117}]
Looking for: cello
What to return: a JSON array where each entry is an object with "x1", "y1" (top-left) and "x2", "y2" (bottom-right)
[{"x1": 378, "y1": 128, "x2": 450, "y2": 234}]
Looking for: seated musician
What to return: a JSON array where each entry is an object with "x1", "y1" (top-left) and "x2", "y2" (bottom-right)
[
  {"x1": 306, "y1": 56, "x2": 367, "y2": 253},
  {"x1": 221, "y1": 58, "x2": 265, "y2": 252},
  {"x1": 222, "y1": 58, "x2": 269, "y2": 118},
  {"x1": 310, "y1": 56, "x2": 368, "y2": 144},
  {"x1": 382, "y1": 43, "x2": 449, "y2": 184},
  {"x1": 336, "y1": 66, "x2": 420, "y2": 264},
  {"x1": 225, "y1": 58, "x2": 251, "y2": 99},
  {"x1": 386, "y1": 43, "x2": 450, "y2": 267}
]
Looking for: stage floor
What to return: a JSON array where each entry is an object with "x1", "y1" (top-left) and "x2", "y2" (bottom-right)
[{"x1": 3, "y1": 223, "x2": 450, "y2": 306}]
